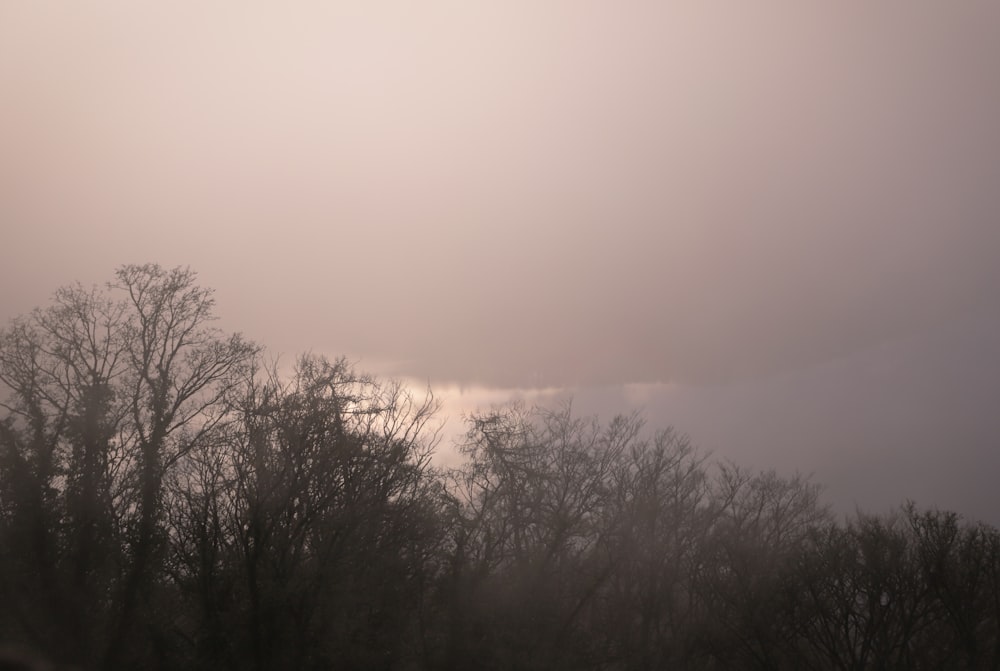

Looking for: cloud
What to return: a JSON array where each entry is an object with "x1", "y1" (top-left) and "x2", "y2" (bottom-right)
[{"x1": 1, "y1": 2, "x2": 999, "y2": 388}]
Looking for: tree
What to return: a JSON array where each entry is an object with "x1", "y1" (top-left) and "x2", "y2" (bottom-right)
[
  {"x1": 905, "y1": 504, "x2": 1000, "y2": 669},
  {"x1": 599, "y1": 426, "x2": 713, "y2": 670},
  {"x1": 8, "y1": 264, "x2": 1000, "y2": 671},
  {"x1": 0, "y1": 264, "x2": 258, "y2": 670},
  {"x1": 695, "y1": 466, "x2": 830, "y2": 669},
  {"x1": 165, "y1": 354, "x2": 445, "y2": 671},
  {"x1": 444, "y1": 402, "x2": 675, "y2": 670}
]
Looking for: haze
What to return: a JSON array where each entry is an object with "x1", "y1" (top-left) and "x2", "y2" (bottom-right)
[{"x1": 2, "y1": 2, "x2": 999, "y2": 521}]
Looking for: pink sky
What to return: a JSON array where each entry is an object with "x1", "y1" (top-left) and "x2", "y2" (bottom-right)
[{"x1": 3, "y1": 2, "x2": 1000, "y2": 520}]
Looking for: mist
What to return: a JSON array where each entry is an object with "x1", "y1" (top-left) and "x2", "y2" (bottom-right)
[{"x1": 3, "y1": 2, "x2": 1000, "y2": 519}]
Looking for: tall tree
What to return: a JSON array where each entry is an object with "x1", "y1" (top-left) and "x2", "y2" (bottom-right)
[
  {"x1": 445, "y1": 403, "x2": 649, "y2": 670},
  {"x1": 696, "y1": 466, "x2": 830, "y2": 669},
  {"x1": 0, "y1": 265, "x2": 258, "y2": 670},
  {"x1": 166, "y1": 354, "x2": 445, "y2": 671},
  {"x1": 600, "y1": 427, "x2": 713, "y2": 670}
]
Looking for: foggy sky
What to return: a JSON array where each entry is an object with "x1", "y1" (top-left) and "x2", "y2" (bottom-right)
[{"x1": 2, "y1": 2, "x2": 999, "y2": 521}]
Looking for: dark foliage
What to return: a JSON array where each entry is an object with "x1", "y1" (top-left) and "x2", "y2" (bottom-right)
[{"x1": 2, "y1": 266, "x2": 997, "y2": 670}]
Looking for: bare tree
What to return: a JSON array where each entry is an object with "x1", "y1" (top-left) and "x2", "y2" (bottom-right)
[
  {"x1": 0, "y1": 265, "x2": 258, "y2": 670},
  {"x1": 445, "y1": 402, "x2": 643, "y2": 669},
  {"x1": 696, "y1": 466, "x2": 830, "y2": 670},
  {"x1": 166, "y1": 354, "x2": 445, "y2": 671},
  {"x1": 599, "y1": 427, "x2": 713, "y2": 670}
]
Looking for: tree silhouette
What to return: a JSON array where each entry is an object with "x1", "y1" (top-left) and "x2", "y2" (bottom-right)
[
  {"x1": 2, "y1": 265, "x2": 998, "y2": 670},
  {"x1": 0, "y1": 265, "x2": 257, "y2": 669}
]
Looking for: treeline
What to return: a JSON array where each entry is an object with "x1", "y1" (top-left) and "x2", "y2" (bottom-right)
[{"x1": 1, "y1": 265, "x2": 998, "y2": 671}]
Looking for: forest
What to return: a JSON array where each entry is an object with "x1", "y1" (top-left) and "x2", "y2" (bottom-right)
[{"x1": 1, "y1": 265, "x2": 998, "y2": 670}]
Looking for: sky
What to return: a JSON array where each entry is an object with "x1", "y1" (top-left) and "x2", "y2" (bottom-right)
[{"x1": 2, "y1": 2, "x2": 999, "y2": 522}]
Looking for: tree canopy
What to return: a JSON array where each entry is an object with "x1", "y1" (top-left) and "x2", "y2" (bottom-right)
[{"x1": 1, "y1": 265, "x2": 997, "y2": 670}]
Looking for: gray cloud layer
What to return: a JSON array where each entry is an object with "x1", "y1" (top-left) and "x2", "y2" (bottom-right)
[
  {"x1": 5, "y1": 1, "x2": 1000, "y2": 524},
  {"x1": 566, "y1": 307, "x2": 1000, "y2": 524},
  {"x1": 3, "y1": 2, "x2": 999, "y2": 389}
]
